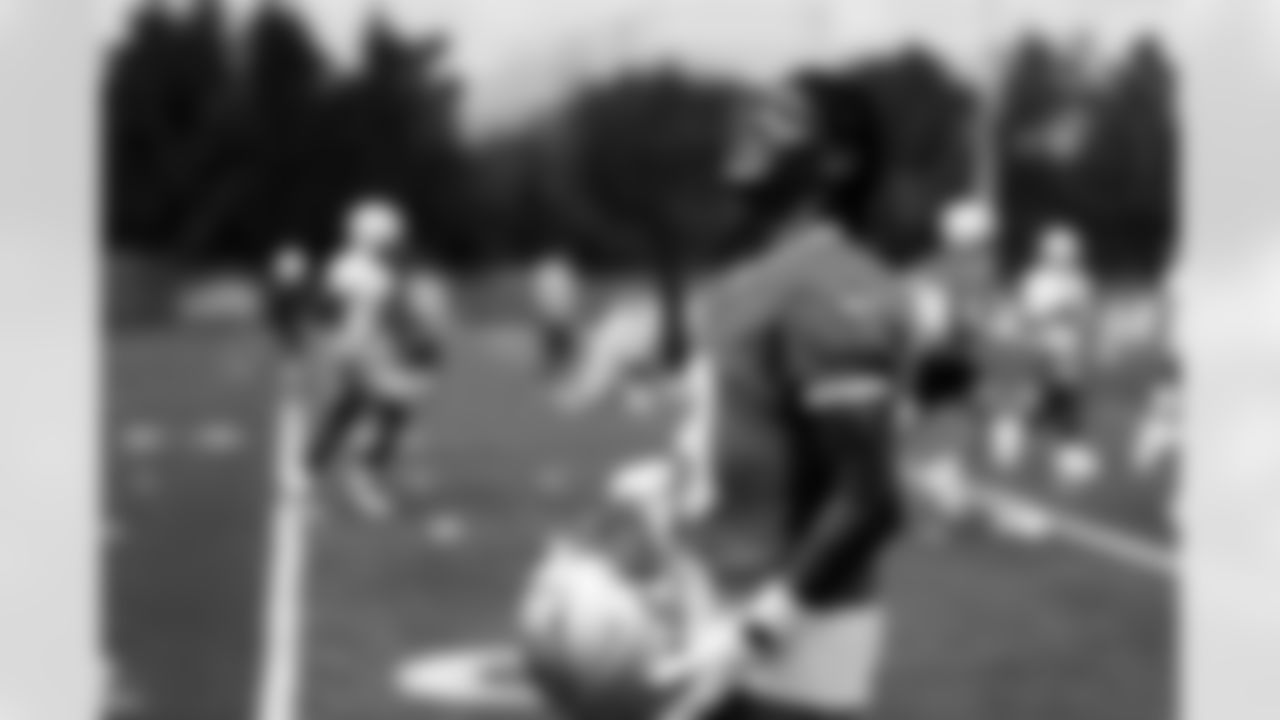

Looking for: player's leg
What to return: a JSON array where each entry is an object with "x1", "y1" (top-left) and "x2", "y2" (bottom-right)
[
  {"x1": 363, "y1": 395, "x2": 413, "y2": 481},
  {"x1": 347, "y1": 351, "x2": 433, "y2": 518},
  {"x1": 540, "y1": 310, "x2": 580, "y2": 379},
  {"x1": 1038, "y1": 371, "x2": 1099, "y2": 490},
  {"x1": 908, "y1": 335, "x2": 985, "y2": 536},
  {"x1": 987, "y1": 385, "x2": 1032, "y2": 477},
  {"x1": 1130, "y1": 368, "x2": 1180, "y2": 478},
  {"x1": 306, "y1": 370, "x2": 367, "y2": 477}
]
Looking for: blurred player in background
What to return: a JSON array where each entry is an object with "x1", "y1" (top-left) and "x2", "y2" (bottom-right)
[
  {"x1": 1010, "y1": 222, "x2": 1101, "y2": 490},
  {"x1": 556, "y1": 288, "x2": 673, "y2": 419},
  {"x1": 1114, "y1": 286, "x2": 1181, "y2": 479},
  {"x1": 903, "y1": 197, "x2": 1001, "y2": 537},
  {"x1": 307, "y1": 197, "x2": 449, "y2": 519},
  {"x1": 264, "y1": 242, "x2": 321, "y2": 404},
  {"x1": 531, "y1": 253, "x2": 586, "y2": 378}
]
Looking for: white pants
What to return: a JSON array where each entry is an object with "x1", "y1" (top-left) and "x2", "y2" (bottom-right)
[{"x1": 739, "y1": 604, "x2": 888, "y2": 712}]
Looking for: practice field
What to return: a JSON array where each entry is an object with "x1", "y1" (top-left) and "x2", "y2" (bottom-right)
[
  {"x1": 106, "y1": 325, "x2": 1176, "y2": 720},
  {"x1": 106, "y1": 328, "x2": 278, "y2": 720}
]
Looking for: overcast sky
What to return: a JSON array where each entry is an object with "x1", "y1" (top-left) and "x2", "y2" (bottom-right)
[{"x1": 95, "y1": 0, "x2": 1201, "y2": 137}]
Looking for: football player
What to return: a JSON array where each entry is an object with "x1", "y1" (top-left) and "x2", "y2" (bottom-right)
[
  {"x1": 307, "y1": 197, "x2": 447, "y2": 519},
  {"x1": 902, "y1": 197, "x2": 1002, "y2": 535},
  {"x1": 1125, "y1": 288, "x2": 1181, "y2": 478},
  {"x1": 264, "y1": 242, "x2": 317, "y2": 361},
  {"x1": 648, "y1": 83, "x2": 909, "y2": 720},
  {"x1": 541, "y1": 81, "x2": 918, "y2": 720},
  {"x1": 1013, "y1": 222, "x2": 1101, "y2": 489},
  {"x1": 530, "y1": 253, "x2": 586, "y2": 378}
]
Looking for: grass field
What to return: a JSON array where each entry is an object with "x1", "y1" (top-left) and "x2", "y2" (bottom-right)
[{"x1": 106, "y1": 322, "x2": 1176, "y2": 720}]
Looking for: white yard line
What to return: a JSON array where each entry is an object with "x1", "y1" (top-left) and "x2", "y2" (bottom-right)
[
  {"x1": 1047, "y1": 501, "x2": 1177, "y2": 578},
  {"x1": 983, "y1": 485, "x2": 1177, "y2": 579},
  {"x1": 254, "y1": 398, "x2": 310, "y2": 720}
]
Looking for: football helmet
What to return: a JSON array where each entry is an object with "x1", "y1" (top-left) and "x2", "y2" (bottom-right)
[
  {"x1": 516, "y1": 460, "x2": 723, "y2": 720},
  {"x1": 344, "y1": 196, "x2": 406, "y2": 254}
]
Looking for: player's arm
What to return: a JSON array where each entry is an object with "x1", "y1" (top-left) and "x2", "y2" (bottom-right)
[{"x1": 554, "y1": 306, "x2": 647, "y2": 412}]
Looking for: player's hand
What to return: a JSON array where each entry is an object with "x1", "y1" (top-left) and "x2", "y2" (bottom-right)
[
  {"x1": 738, "y1": 582, "x2": 800, "y2": 654},
  {"x1": 649, "y1": 612, "x2": 751, "y2": 691}
]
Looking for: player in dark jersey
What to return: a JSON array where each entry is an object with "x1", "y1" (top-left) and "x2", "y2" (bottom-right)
[
  {"x1": 265, "y1": 243, "x2": 318, "y2": 358},
  {"x1": 655, "y1": 84, "x2": 910, "y2": 720}
]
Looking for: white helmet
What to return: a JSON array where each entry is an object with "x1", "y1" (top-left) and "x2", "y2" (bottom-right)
[
  {"x1": 516, "y1": 533, "x2": 698, "y2": 720},
  {"x1": 940, "y1": 197, "x2": 996, "y2": 250},
  {"x1": 344, "y1": 196, "x2": 406, "y2": 253}
]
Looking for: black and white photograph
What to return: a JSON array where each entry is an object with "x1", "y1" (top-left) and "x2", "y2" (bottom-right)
[{"x1": 100, "y1": 1, "x2": 1184, "y2": 719}]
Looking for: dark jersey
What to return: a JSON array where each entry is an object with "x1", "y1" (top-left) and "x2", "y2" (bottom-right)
[{"x1": 690, "y1": 217, "x2": 908, "y2": 606}]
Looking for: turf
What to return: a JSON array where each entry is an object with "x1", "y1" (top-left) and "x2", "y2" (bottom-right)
[
  {"x1": 106, "y1": 329, "x2": 278, "y2": 720},
  {"x1": 107, "y1": 324, "x2": 1175, "y2": 720}
]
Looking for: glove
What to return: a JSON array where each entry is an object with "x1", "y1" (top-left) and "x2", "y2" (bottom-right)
[
  {"x1": 649, "y1": 611, "x2": 750, "y2": 691},
  {"x1": 738, "y1": 582, "x2": 801, "y2": 654},
  {"x1": 649, "y1": 582, "x2": 800, "y2": 689}
]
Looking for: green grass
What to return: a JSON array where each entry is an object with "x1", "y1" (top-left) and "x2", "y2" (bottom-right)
[{"x1": 107, "y1": 325, "x2": 1175, "y2": 720}]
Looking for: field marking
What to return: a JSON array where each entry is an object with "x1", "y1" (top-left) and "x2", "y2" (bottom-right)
[
  {"x1": 395, "y1": 643, "x2": 541, "y2": 712},
  {"x1": 254, "y1": 398, "x2": 310, "y2": 720},
  {"x1": 120, "y1": 422, "x2": 165, "y2": 456},
  {"x1": 192, "y1": 420, "x2": 246, "y2": 456},
  {"x1": 981, "y1": 485, "x2": 1177, "y2": 579}
]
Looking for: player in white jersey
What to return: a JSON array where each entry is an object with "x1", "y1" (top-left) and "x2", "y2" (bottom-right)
[
  {"x1": 903, "y1": 197, "x2": 1000, "y2": 535},
  {"x1": 307, "y1": 197, "x2": 446, "y2": 519},
  {"x1": 1010, "y1": 223, "x2": 1101, "y2": 489}
]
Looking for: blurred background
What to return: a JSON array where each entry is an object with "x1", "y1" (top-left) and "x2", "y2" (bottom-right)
[
  {"x1": 101, "y1": 2, "x2": 1181, "y2": 720},
  {"x1": 103, "y1": 0, "x2": 1177, "y2": 328}
]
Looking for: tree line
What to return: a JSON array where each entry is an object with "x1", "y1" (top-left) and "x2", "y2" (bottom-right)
[{"x1": 105, "y1": 0, "x2": 1178, "y2": 284}]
